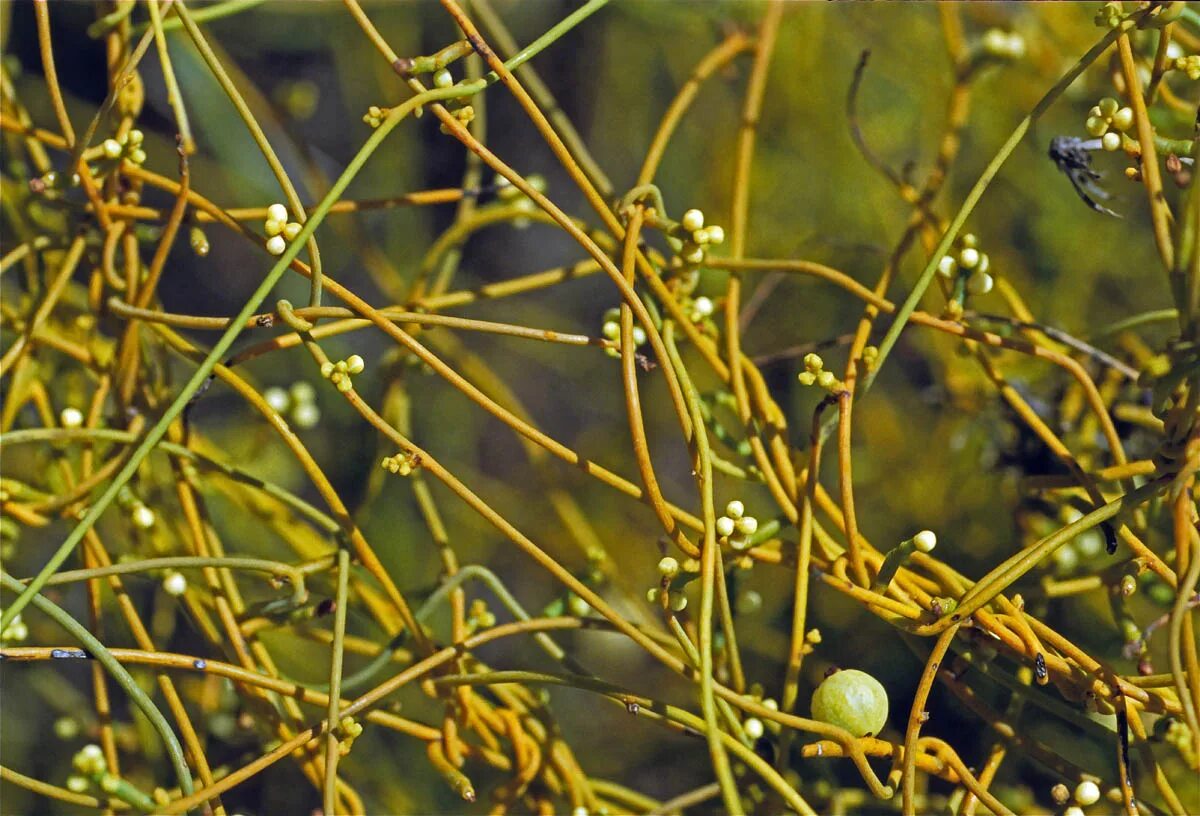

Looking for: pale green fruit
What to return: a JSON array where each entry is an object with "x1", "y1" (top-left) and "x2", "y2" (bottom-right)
[{"x1": 811, "y1": 669, "x2": 889, "y2": 737}]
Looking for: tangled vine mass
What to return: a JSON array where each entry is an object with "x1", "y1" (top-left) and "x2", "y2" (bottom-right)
[{"x1": 1, "y1": 2, "x2": 1198, "y2": 815}]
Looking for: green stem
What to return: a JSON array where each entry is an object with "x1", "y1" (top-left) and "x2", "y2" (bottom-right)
[
  {"x1": 663, "y1": 322, "x2": 742, "y2": 815},
  {"x1": 23, "y1": 555, "x2": 312, "y2": 609},
  {"x1": 322, "y1": 547, "x2": 351, "y2": 816},
  {"x1": 0, "y1": 571, "x2": 196, "y2": 802}
]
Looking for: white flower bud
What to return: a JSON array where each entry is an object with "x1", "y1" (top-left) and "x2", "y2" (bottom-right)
[
  {"x1": 692, "y1": 296, "x2": 714, "y2": 318},
  {"x1": 716, "y1": 516, "x2": 736, "y2": 538},
  {"x1": 743, "y1": 717, "x2": 764, "y2": 740},
  {"x1": 1074, "y1": 780, "x2": 1100, "y2": 806},
  {"x1": 60, "y1": 407, "x2": 84, "y2": 428},
  {"x1": 937, "y1": 256, "x2": 957, "y2": 278},
  {"x1": 967, "y1": 271, "x2": 994, "y2": 295},
  {"x1": 264, "y1": 387, "x2": 290, "y2": 412},
  {"x1": 266, "y1": 203, "x2": 289, "y2": 224},
  {"x1": 913, "y1": 530, "x2": 937, "y2": 553},
  {"x1": 958, "y1": 247, "x2": 980, "y2": 269},
  {"x1": 264, "y1": 219, "x2": 284, "y2": 237},
  {"x1": 292, "y1": 402, "x2": 321, "y2": 429},
  {"x1": 162, "y1": 571, "x2": 187, "y2": 596},
  {"x1": 266, "y1": 235, "x2": 287, "y2": 256},
  {"x1": 725, "y1": 500, "x2": 745, "y2": 520},
  {"x1": 433, "y1": 68, "x2": 454, "y2": 88},
  {"x1": 102, "y1": 139, "x2": 123, "y2": 159},
  {"x1": 735, "y1": 516, "x2": 758, "y2": 536},
  {"x1": 283, "y1": 222, "x2": 303, "y2": 241},
  {"x1": 705, "y1": 225, "x2": 725, "y2": 245},
  {"x1": 131, "y1": 505, "x2": 156, "y2": 529},
  {"x1": 1102, "y1": 131, "x2": 1121, "y2": 152},
  {"x1": 345, "y1": 354, "x2": 365, "y2": 374},
  {"x1": 680, "y1": 208, "x2": 705, "y2": 232},
  {"x1": 658, "y1": 557, "x2": 679, "y2": 578}
]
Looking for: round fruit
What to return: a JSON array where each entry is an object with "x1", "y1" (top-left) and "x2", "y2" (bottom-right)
[{"x1": 810, "y1": 669, "x2": 889, "y2": 737}]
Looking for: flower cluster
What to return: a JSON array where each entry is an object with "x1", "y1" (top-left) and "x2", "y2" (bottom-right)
[
  {"x1": 1174, "y1": 55, "x2": 1200, "y2": 81},
  {"x1": 337, "y1": 715, "x2": 364, "y2": 756},
  {"x1": 687, "y1": 295, "x2": 715, "y2": 323},
  {"x1": 362, "y1": 105, "x2": 391, "y2": 128},
  {"x1": 320, "y1": 354, "x2": 365, "y2": 392},
  {"x1": 601, "y1": 307, "x2": 647, "y2": 357},
  {"x1": 263, "y1": 203, "x2": 303, "y2": 256},
  {"x1": 380, "y1": 451, "x2": 420, "y2": 476},
  {"x1": 796, "y1": 353, "x2": 843, "y2": 392},
  {"x1": 1085, "y1": 97, "x2": 1134, "y2": 152},
  {"x1": 716, "y1": 499, "x2": 758, "y2": 551},
  {"x1": 264, "y1": 381, "x2": 322, "y2": 429},
  {"x1": 1, "y1": 612, "x2": 28, "y2": 644},
  {"x1": 676, "y1": 208, "x2": 724, "y2": 266},
  {"x1": 937, "y1": 233, "x2": 994, "y2": 296},
  {"x1": 980, "y1": 29, "x2": 1026, "y2": 61},
  {"x1": 645, "y1": 556, "x2": 689, "y2": 611},
  {"x1": 1094, "y1": 2, "x2": 1122, "y2": 29},
  {"x1": 101, "y1": 129, "x2": 146, "y2": 166}
]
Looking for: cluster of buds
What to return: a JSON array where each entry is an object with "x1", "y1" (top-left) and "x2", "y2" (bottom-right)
[
  {"x1": 980, "y1": 28, "x2": 1026, "y2": 61},
  {"x1": 716, "y1": 500, "x2": 758, "y2": 551},
  {"x1": 1053, "y1": 779, "x2": 1102, "y2": 816},
  {"x1": 797, "y1": 353, "x2": 843, "y2": 392},
  {"x1": 676, "y1": 208, "x2": 725, "y2": 266},
  {"x1": 1, "y1": 612, "x2": 28, "y2": 644},
  {"x1": 937, "y1": 233, "x2": 994, "y2": 297},
  {"x1": 646, "y1": 556, "x2": 689, "y2": 611},
  {"x1": 264, "y1": 381, "x2": 321, "y2": 429},
  {"x1": 687, "y1": 295, "x2": 715, "y2": 324},
  {"x1": 320, "y1": 354, "x2": 365, "y2": 392},
  {"x1": 1094, "y1": 2, "x2": 1123, "y2": 28},
  {"x1": 66, "y1": 744, "x2": 120, "y2": 795},
  {"x1": 1174, "y1": 55, "x2": 1200, "y2": 81},
  {"x1": 466, "y1": 598, "x2": 496, "y2": 633},
  {"x1": 380, "y1": 450, "x2": 420, "y2": 476},
  {"x1": 1085, "y1": 97, "x2": 1134, "y2": 152},
  {"x1": 263, "y1": 203, "x2": 303, "y2": 256},
  {"x1": 362, "y1": 105, "x2": 391, "y2": 128},
  {"x1": 101, "y1": 129, "x2": 146, "y2": 166},
  {"x1": 1157, "y1": 717, "x2": 1198, "y2": 768},
  {"x1": 116, "y1": 486, "x2": 156, "y2": 530},
  {"x1": 601, "y1": 307, "x2": 648, "y2": 358},
  {"x1": 337, "y1": 715, "x2": 364, "y2": 756}
]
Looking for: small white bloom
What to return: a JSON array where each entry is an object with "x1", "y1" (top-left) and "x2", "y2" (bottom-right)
[
  {"x1": 680, "y1": 208, "x2": 705, "y2": 232},
  {"x1": 1075, "y1": 780, "x2": 1100, "y2": 806},
  {"x1": 264, "y1": 387, "x2": 290, "y2": 412},
  {"x1": 743, "y1": 717, "x2": 764, "y2": 740},
  {"x1": 266, "y1": 235, "x2": 287, "y2": 256},
  {"x1": 162, "y1": 572, "x2": 187, "y2": 597},
  {"x1": 913, "y1": 530, "x2": 937, "y2": 553},
  {"x1": 60, "y1": 407, "x2": 84, "y2": 428},
  {"x1": 692, "y1": 296, "x2": 714, "y2": 318},
  {"x1": 292, "y1": 402, "x2": 321, "y2": 429},
  {"x1": 131, "y1": 504, "x2": 156, "y2": 529},
  {"x1": 266, "y1": 203, "x2": 289, "y2": 224}
]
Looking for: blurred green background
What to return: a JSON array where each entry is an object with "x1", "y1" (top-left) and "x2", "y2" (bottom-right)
[{"x1": 2, "y1": 1, "x2": 1194, "y2": 813}]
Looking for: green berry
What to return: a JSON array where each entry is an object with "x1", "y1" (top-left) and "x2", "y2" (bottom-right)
[{"x1": 810, "y1": 669, "x2": 889, "y2": 737}]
